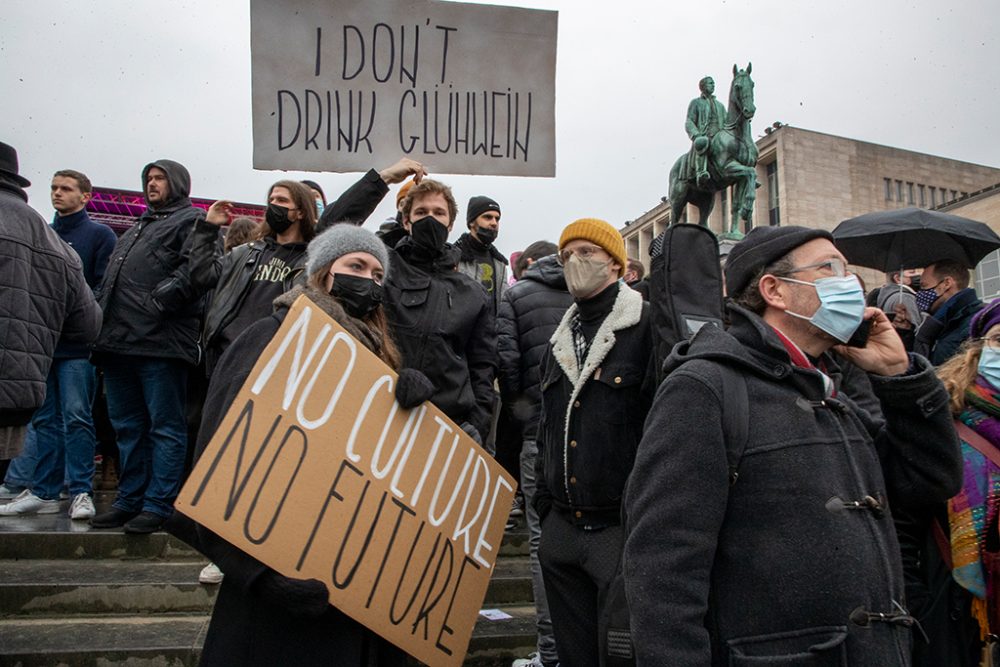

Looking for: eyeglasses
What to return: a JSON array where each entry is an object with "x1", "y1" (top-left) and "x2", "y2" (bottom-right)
[
  {"x1": 557, "y1": 244, "x2": 606, "y2": 265},
  {"x1": 978, "y1": 335, "x2": 1000, "y2": 350},
  {"x1": 776, "y1": 258, "x2": 849, "y2": 279}
]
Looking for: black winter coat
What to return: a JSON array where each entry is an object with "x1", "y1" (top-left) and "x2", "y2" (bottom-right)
[
  {"x1": 914, "y1": 288, "x2": 983, "y2": 365},
  {"x1": 92, "y1": 160, "x2": 202, "y2": 364},
  {"x1": 534, "y1": 284, "x2": 654, "y2": 526},
  {"x1": 496, "y1": 255, "x2": 573, "y2": 441},
  {"x1": 0, "y1": 185, "x2": 101, "y2": 426},
  {"x1": 623, "y1": 304, "x2": 963, "y2": 667},
  {"x1": 384, "y1": 240, "x2": 497, "y2": 440},
  {"x1": 166, "y1": 286, "x2": 406, "y2": 667}
]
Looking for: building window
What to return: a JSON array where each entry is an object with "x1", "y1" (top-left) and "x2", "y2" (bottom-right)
[
  {"x1": 951, "y1": 189, "x2": 958, "y2": 201},
  {"x1": 766, "y1": 161, "x2": 780, "y2": 226},
  {"x1": 906, "y1": 182, "x2": 915, "y2": 205},
  {"x1": 918, "y1": 184, "x2": 926, "y2": 207},
  {"x1": 884, "y1": 178, "x2": 893, "y2": 201},
  {"x1": 977, "y1": 250, "x2": 1000, "y2": 301},
  {"x1": 962, "y1": 191, "x2": 969, "y2": 199},
  {"x1": 896, "y1": 180, "x2": 904, "y2": 203},
  {"x1": 930, "y1": 188, "x2": 937, "y2": 207}
]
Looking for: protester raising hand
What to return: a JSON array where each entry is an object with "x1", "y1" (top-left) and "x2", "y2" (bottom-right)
[
  {"x1": 378, "y1": 157, "x2": 427, "y2": 185},
  {"x1": 205, "y1": 199, "x2": 234, "y2": 226}
]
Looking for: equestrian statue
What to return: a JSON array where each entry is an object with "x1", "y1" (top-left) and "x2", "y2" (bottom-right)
[{"x1": 668, "y1": 63, "x2": 759, "y2": 237}]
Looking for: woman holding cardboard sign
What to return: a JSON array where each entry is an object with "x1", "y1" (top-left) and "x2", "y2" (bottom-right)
[{"x1": 168, "y1": 224, "x2": 433, "y2": 666}]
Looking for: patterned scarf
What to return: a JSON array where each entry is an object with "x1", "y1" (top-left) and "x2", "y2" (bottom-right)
[
  {"x1": 570, "y1": 312, "x2": 590, "y2": 372},
  {"x1": 949, "y1": 377, "x2": 1000, "y2": 635}
]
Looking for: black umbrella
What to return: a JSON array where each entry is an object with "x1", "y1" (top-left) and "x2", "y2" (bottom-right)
[{"x1": 831, "y1": 207, "x2": 1000, "y2": 272}]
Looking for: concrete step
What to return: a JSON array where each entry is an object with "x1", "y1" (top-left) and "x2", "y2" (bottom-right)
[
  {"x1": 0, "y1": 606, "x2": 537, "y2": 667},
  {"x1": 0, "y1": 557, "x2": 533, "y2": 617},
  {"x1": 0, "y1": 514, "x2": 530, "y2": 560}
]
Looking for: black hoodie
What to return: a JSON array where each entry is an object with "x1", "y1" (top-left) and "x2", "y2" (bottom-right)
[{"x1": 93, "y1": 159, "x2": 203, "y2": 364}]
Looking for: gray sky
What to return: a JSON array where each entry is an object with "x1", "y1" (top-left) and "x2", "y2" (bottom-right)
[{"x1": 3, "y1": 0, "x2": 998, "y2": 258}]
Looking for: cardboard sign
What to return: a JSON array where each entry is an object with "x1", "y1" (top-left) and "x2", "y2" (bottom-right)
[
  {"x1": 175, "y1": 294, "x2": 516, "y2": 667},
  {"x1": 250, "y1": 0, "x2": 558, "y2": 177}
]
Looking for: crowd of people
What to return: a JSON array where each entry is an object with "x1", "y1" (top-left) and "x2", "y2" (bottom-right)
[{"x1": 0, "y1": 135, "x2": 998, "y2": 666}]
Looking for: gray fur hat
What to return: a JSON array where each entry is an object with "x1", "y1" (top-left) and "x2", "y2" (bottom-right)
[{"x1": 306, "y1": 223, "x2": 390, "y2": 277}]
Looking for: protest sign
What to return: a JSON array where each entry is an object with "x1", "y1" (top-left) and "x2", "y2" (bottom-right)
[
  {"x1": 174, "y1": 294, "x2": 517, "y2": 667},
  {"x1": 250, "y1": 0, "x2": 558, "y2": 177}
]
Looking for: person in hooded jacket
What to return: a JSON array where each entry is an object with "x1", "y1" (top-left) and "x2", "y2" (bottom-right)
[
  {"x1": 497, "y1": 239, "x2": 572, "y2": 667},
  {"x1": 623, "y1": 225, "x2": 962, "y2": 666},
  {"x1": 189, "y1": 180, "x2": 317, "y2": 377},
  {"x1": 455, "y1": 195, "x2": 508, "y2": 314},
  {"x1": 167, "y1": 224, "x2": 432, "y2": 667},
  {"x1": 90, "y1": 159, "x2": 203, "y2": 534},
  {"x1": 384, "y1": 178, "x2": 497, "y2": 444}
]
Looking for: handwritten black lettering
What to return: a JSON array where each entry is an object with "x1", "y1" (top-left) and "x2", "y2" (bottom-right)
[{"x1": 243, "y1": 424, "x2": 308, "y2": 545}]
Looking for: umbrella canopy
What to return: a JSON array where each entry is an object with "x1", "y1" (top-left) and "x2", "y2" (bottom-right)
[{"x1": 831, "y1": 207, "x2": 1000, "y2": 272}]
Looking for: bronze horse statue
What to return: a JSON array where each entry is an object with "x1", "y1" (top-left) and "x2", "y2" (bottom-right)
[{"x1": 668, "y1": 64, "x2": 759, "y2": 234}]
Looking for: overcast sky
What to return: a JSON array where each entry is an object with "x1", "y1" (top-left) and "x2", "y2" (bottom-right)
[{"x1": 3, "y1": 0, "x2": 998, "y2": 258}]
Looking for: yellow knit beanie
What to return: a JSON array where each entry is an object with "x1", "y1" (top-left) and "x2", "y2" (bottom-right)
[{"x1": 559, "y1": 218, "x2": 627, "y2": 277}]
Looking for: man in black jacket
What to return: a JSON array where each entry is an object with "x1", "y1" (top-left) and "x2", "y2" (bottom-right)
[
  {"x1": 90, "y1": 160, "x2": 202, "y2": 533},
  {"x1": 914, "y1": 259, "x2": 984, "y2": 365},
  {"x1": 624, "y1": 226, "x2": 962, "y2": 666},
  {"x1": 534, "y1": 218, "x2": 653, "y2": 667},
  {"x1": 455, "y1": 195, "x2": 508, "y2": 314},
  {"x1": 385, "y1": 179, "x2": 496, "y2": 444},
  {"x1": 498, "y1": 240, "x2": 572, "y2": 667}
]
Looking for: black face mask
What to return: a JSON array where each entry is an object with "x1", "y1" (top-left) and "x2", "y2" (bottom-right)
[
  {"x1": 395, "y1": 210, "x2": 403, "y2": 225},
  {"x1": 330, "y1": 273, "x2": 383, "y2": 318},
  {"x1": 908, "y1": 275, "x2": 922, "y2": 291},
  {"x1": 475, "y1": 226, "x2": 498, "y2": 246},
  {"x1": 410, "y1": 216, "x2": 449, "y2": 251},
  {"x1": 266, "y1": 203, "x2": 294, "y2": 234}
]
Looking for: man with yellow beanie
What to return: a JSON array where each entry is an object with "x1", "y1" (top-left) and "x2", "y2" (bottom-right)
[{"x1": 533, "y1": 218, "x2": 654, "y2": 667}]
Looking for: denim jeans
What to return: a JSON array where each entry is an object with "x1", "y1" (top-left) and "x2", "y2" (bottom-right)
[
  {"x1": 103, "y1": 357, "x2": 188, "y2": 517},
  {"x1": 521, "y1": 439, "x2": 559, "y2": 664},
  {"x1": 32, "y1": 358, "x2": 98, "y2": 500},
  {"x1": 4, "y1": 425, "x2": 38, "y2": 490}
]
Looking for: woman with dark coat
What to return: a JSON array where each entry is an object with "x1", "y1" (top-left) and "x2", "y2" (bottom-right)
[{"x1": 168, "y1": 224, "x2": 433, "y2": 666}]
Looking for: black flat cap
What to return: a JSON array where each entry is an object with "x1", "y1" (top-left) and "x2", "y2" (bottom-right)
[{"x1": 725, "y1": 225, "x2": 834, "y2": 297}]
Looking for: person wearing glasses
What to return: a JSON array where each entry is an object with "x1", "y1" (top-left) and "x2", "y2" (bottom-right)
[
  {"x1": 532, "y1": 218, "x2": 654, "y2": 667},
  {"x1": 896, "y1": 299, "x2": 1000, "y2": 667},
  {"x1": 624, "y1": 226, "x2": 961, "y2": 666}
]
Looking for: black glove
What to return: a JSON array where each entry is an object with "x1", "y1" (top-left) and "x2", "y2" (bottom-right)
[
  {"x1": 395, "y1": 368, "x2": 436, "y2": 409},
  {"x1": 254, "y1": 570, "x2": 330, "y2": 618},
  {"x1": 460, "y1": 421, "x2": 482, "y2": 445}
]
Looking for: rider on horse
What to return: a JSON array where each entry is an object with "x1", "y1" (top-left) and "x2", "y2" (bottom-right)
[{"x1": 685, "y1": 76, "x2": 728, "y2": 189}]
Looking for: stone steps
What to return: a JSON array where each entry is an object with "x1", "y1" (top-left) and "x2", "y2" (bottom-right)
[
  {"x1": 0, "y1": 606, "x2": 537, "y2": 667},
  {"x1": 0, "y1": 556, "x2": 532, "y2": 617}
]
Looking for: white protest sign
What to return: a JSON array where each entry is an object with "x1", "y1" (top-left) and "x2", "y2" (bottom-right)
[
  {"x1": 250, "y1": 0, "x2": 558, "y2": 177},
  {"x1": 175, "y1": 294, "x2": 516, "y2": 667}
]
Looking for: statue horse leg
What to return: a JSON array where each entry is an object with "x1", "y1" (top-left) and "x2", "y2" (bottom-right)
[{"x1": 668, "y1": 156, "x2": 689, "y2": 225}]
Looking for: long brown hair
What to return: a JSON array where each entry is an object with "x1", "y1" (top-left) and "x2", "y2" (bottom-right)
[
  {"x1": 938, "y1": 337, "x2": 985, "y2": 414},
  {"x1": 307, "y1": 269, "x2": 401, "y2": 371},
  {"x1": 260, "y1": 180, "x2": 318, "y2": 242}
]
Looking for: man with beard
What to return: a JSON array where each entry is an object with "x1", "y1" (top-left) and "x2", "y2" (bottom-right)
[{"x1": 89, "y1": 160, "x2": 202, "y2": 533}]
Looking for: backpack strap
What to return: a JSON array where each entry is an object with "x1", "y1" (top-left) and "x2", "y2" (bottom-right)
[{"x1": 717, "y1": 363, "x2": 750, "y2": 485}]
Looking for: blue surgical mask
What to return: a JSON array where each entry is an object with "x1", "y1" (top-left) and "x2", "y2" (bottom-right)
[
  {"x1": 315, "y1": 199, "x2": 325, "y2": 218},
  {"x1": 779, "y1": 274, "x2": 866, "y2": 343},
  {"x1": 979, "y1": 347, "x2": 1000, "y2": 391}
]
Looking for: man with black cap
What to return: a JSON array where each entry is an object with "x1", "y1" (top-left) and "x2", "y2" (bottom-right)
[
  {"x1": 0, "y1": 142, "x2": 101, "y2": 474},
  {"x1": 624, "y1": 225, "x2": 962, "y2": 665},
  {"x1": 455, "y1": 195, "x2": 508, "y2": 314},
  {"x1": 90, "y1": 159, "x2": 202, "y2": 534}
]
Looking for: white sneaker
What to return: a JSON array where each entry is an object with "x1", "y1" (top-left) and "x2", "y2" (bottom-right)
[
  {"x1": 511, "y1": 653, "x2": 544, "y2": 667},
  {"x1": 0, "y1": 484, "x2": 24, "y2": 499},
  {"x1": 0, "y1": 490, "x2": 60, "y2": 515},
  {"x1": 69, "y1": 493, "x2": 96, "y2": 520},
  {"x1": 199, "y1": 562, "x2": 224, "y2": 584}
]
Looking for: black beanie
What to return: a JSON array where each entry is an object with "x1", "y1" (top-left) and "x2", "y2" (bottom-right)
[
  {"x1": 466, "y1": 195, "x2": 501, "y2": 226},
  {"x1": 724, "y1": 226, "x2": 834, "y2": 298}
]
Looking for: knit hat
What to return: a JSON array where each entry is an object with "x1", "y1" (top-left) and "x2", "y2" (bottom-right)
[
  {"x1": 466, "y1": 195, "x2": 501, "y2": 226},
  {"x1": 559, "y1": 218, "x2": 627, "y2": 277},
  {"x1": 396, "y1": 179, "x2": 416, "y2": 207},
  {"x1": 724, "y1": 225, "x2": 834, "y2": 298},
  {"x1": 971, "y1": 299, "x2": 1000, "y2": 339},
  {"x1": 306, "y1": 224, "x2": 390, "y2": 278}
]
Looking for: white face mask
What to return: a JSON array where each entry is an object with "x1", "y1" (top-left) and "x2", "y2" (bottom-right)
[{"x1": 564, "y1": 254, "x2": 613, "y2": 298}]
